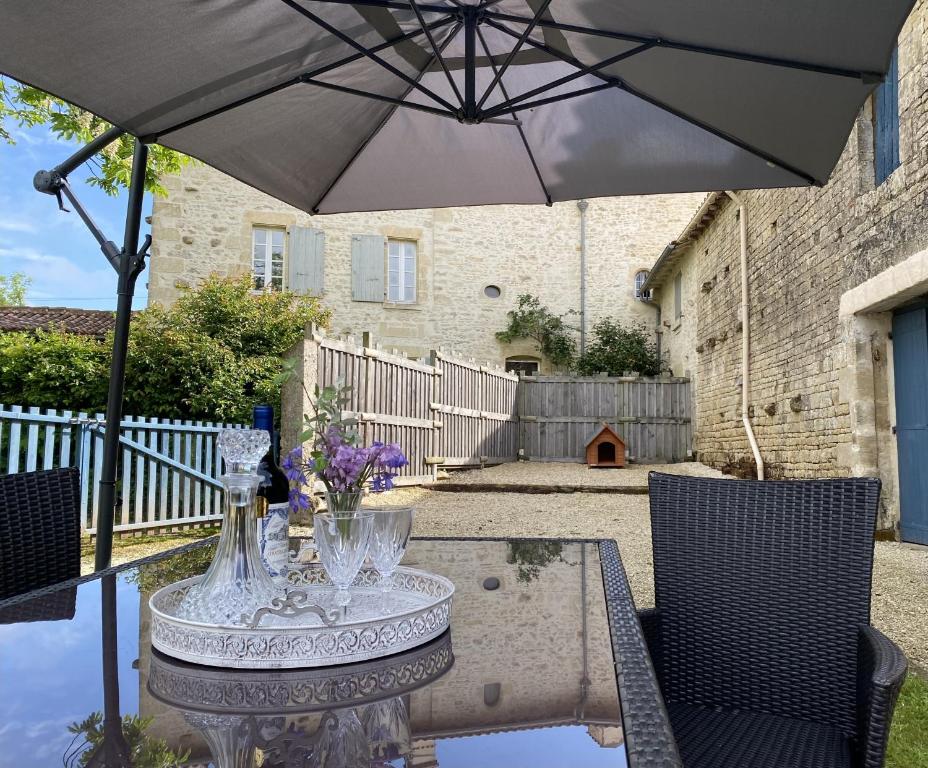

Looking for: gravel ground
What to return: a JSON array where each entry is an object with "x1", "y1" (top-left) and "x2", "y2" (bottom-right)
[
  {"x1": 445, "y1": 460, "x2": 725, "y2": 488},
  {"x1": 83, "y1": 462, "x2": 928, "y2": 671}
]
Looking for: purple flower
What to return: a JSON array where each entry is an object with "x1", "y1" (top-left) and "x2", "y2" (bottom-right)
[
  {"x1": 320, "y1": 443, "x2": 372, "y2": 491},
  {"x1": 371, "y1": 472, "x2": 396, "y2": 493},
  {"x1": 372, "y1": 442, "x2": 408, "y2": 470},
  {"x1": 288, "y1": 487, "x2": 311, "y2": 514}
]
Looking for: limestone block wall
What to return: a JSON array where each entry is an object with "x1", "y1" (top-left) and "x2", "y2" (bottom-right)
[
  {"x1": 149, "y1": 164, "x2": 700, "y2": 369},
  {"x1": 651, "y1": 0, "x2": 928, "y2": 528}
]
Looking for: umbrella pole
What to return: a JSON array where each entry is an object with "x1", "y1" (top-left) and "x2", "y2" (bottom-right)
[
  {"x1": 95, "y1": 139, "x2": 150, "y2": 570},
  {"x1": 35, "y1": 132, "x2": 150, "y2": 570}
]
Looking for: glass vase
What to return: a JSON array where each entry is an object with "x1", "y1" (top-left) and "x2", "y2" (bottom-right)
[
  {"x1": 178, "y1": 430, "x2": 281, "y2": 625},
  {"x1": 324, "y1": 490, "x2": 364, "y2": 515}
]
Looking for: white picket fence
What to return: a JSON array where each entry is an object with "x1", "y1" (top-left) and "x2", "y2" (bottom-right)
[{"x1": 0, "y1": 405, "x2": 241, "y2": 534}]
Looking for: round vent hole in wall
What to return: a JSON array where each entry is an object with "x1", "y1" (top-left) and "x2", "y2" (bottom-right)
[{"x1": 484, "y1": 285, "x2": 501, "y2": 298}]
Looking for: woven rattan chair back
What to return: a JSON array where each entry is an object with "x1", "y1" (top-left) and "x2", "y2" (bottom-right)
[
  {"x1": 648, "y1": 473, "x2": 880, "y2": 738},
  {"x1": 0, "y1": 467, "x2": 81, "y2": 600}
]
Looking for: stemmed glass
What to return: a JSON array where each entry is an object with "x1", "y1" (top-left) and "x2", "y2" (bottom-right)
[
  {"x1": 314, "y1": 512, "x2": 374, "y2": 608},
  {"x1": 367, "y1": 507, "x2": 414, "y2": 593}
]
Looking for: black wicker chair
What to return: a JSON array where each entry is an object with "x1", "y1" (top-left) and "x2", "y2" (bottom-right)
[
  {"x1": 642, "y1": 473, "x2": 907, "y2": 768},
  {"x1": 0, "y1": 467, "x2": 81, "y2": 600}
]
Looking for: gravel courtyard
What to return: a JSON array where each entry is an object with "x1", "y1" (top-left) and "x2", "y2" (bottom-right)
[{"x1": 386, "y1": 462, "x2": 928, "y2": 672}]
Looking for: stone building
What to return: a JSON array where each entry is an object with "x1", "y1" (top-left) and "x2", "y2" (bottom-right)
[
  {"x1": 148, "y1": 163, "x2": 700, "y2": 372},
  {"x1": 644, "y1": 0, "x2": 928, "y2": 539}
]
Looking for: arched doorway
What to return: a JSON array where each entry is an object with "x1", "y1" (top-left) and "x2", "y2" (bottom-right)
[{"x1": 597, "y1": 442, "x2": 616, "y2": 464}]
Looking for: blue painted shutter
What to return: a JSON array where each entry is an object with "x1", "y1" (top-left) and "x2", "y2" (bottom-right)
[
  {"x1": 287, "y1": 226, "x2": 325, "y2": 296},
  {"x1": 351, "y1": 234, "x2": 385, "y2": 302},
  {"x1": 875, "y1": 48, "x2": 900, "y2": 185}
]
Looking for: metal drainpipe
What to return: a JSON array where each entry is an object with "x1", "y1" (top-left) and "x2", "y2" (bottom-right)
[
  {"x1": 577, "y1": 199, "x2": 589, "y2": 354},
  {"x1": 725, "y1": 190, "x2": 765, "y2": 480}
]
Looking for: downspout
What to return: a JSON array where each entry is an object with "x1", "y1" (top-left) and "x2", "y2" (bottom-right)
[
  {"x1": 650, "y1": 242, "x2": 677, "y2": 371},
  {"x1": 577, "y1": 199, "x2": 589, "y2": 354},
  {"x1": 725, "y1": 191, "x2": 765, "y2": 480}
]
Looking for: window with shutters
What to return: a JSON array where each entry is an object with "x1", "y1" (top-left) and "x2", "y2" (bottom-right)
[
  {"x1": 674, "y1": 271, "x2": 683, "y2": 321},
  {"x1": 874, "y1": 47, "x2": 900, "y2": 186},
  {"x1": 252, "y1": 226, "x2": 285, "y2": 291},
  {"x1": 387, "y1": 239, "x2": 417, "y2": 303}
]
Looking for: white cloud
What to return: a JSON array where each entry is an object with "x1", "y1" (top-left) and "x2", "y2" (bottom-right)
[
  {"x1": 0, "y1": 246, "x2": 115, "y2": 303},
  {"x1": 0, "y1": 214, "x2": 37, "y2": 233}
]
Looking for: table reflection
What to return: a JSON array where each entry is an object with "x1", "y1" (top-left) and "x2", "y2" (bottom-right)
[
  {"x1": 0, "y1": 539, "x2": 626, "y2": 767},
  {"x1": 138, "y1": 540, "x2": 624, "y2": 767},
  {"x1": 148, "y1": 632, "x2": 451, "y2": 767}
]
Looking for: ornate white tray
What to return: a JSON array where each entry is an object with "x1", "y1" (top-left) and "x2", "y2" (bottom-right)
[
  {"x1": 149, "y1": 565, "x2": 454, "y2": 669},
  {"x1": 147, "y1": 630, "x2": 454, "y2": 714}
]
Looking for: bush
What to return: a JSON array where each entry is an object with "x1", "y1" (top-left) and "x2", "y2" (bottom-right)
[
  {"x1": 0, "y1": 328, "x2": 109, "y2": 411},
  {"x1": 496, "y1": 294, "x2": 577, "y2": 370},
  {"x1": 576, "y1": 318, "x2": 662, "y2": 377},
  {"x1": 0, "y1": 275, "x2": 330, "y2": 422}
]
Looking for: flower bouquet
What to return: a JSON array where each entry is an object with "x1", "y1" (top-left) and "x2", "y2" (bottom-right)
[{"x1": 283, "y1": 384, "x2": 408, "y2": 518}]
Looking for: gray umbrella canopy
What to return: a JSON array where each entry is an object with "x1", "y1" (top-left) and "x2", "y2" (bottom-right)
[{"x1": 0, "y1": 0, "x2": 913, "y2": 214}]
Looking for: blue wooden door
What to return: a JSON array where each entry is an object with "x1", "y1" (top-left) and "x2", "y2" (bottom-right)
[{"x1": 892, "y1": 305, "x2": 928, "y2": 545}]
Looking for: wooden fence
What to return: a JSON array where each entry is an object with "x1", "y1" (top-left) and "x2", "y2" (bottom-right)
[
  {"x1": 518, "y1": 376, "x2": 692, "y2": 462},
  {"x1": 286, "y1": 330, "x2": 520, "y2": 482},
  {"x1": 0, "y1": 405, "x2": 239, "y2": 533}
]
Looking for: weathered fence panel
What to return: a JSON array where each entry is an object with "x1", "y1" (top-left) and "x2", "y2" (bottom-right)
[
  {"x1": 518, "y1": 376, "x2": 692, "y2": 462},
  {"x1": 286, "y1": 329, "x2": 521, "y2": 482},
  {"x1": 434, "y1": 354, "x2": 518, "y2": 467},
  {"x1": 0, "y1": 406, "x2": 239, "y2": 533}
]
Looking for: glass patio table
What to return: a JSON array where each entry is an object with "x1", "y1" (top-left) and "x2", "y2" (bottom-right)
[{"x1": 0, "y1": 537, "x2": 679, "y2": 767}]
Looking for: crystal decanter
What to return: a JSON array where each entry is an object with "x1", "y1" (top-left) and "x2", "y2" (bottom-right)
[{"x1": 177, "y1": 428, "x2": 282, "y2": 625}]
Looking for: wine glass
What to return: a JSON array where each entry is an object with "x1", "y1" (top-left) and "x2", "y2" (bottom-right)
[
  {"x1": 314, "y1": 512, "x2": 374, "y2": 608},
  {"x1": 367, "y1": 507, "x2": 414, "y2": 593}
]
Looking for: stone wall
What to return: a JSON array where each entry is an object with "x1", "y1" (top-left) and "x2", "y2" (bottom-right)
[
  {"x1": 649, "y1": 0, "x2": 928, "y2": 529},
  {"x1": 149, "y1": 164, "x2": 701, "y2": 370}
]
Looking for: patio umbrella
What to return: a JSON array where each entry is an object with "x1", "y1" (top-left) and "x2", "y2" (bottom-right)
[{"x1": 0, "y1": 0, "x2": 912, "y2": 565}]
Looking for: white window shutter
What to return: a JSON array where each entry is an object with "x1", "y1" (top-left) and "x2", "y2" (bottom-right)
[
  {"x1": 351, "y1": 234, "x2": 385, "y2": 302},
  {"x1": 288, "y1": 227, "x2": 325, "y2": 296}
]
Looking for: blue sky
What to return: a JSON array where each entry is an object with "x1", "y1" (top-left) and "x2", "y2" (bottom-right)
[{"x1": 0, "y1": 124, "x2": 152, "y2": 310}]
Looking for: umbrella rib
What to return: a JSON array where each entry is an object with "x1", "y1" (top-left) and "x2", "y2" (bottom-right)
[
  {"x1": 310, "y1": 21, "x2": 464, "y2": 213},
  {"x1": 277, "y1": 0, "x2": 459, "y2": 113},
  {"x1": 475, "y1": 0, "x2": 553, "y2": 112},
  {"x1": 485, "y1": 41, "x2": 655, "y2": 116},
  {"x1": 484, "y1": 11, "x2": 882, "y2": 82},
  {"x1": 482, "y1": 81, "x2": 617, "y2": 118},
  {"x1": 145, "y1": 16, "x2": 454, "y2": 141},
  {"x1": 312, "y1": 0, "x2": 453, "y2": 13},
  {"x1": 476, "y1": 24, "x2": 552, "y2": 205},
  {"x1": 410, "y1": 0, "x2": 464, "y2": 107},
  {"x1": 487, "y1": 19, "x2": 820, "y2": 186},
  {"x1": 302, "y1": 77, "x2": 459, "y2": 119}
]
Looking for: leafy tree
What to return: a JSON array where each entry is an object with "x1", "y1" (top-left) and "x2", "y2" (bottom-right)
[
  {"x1": 125, "y1": 275, "x2": 331, "y2": 422},
  {"x1": 576, "y1": 318, "x2": 662, "y2": 376},
  {"x1": 0, "y1": 77, "x2": 189, "y2": 195},
  {"x1": 0, "y1": 272, "x2": 30, "y2": 306},
  {"x1": 496, "y1": 294, "x2": 577, "y2": 370},
  {"x1": 0, "y1": 275, "x2": 331, "y2": 421}
]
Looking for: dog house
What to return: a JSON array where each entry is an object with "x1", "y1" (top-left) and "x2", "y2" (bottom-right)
[{"x1": 585, "y1": 423, "x2": 626, "y2": 468}]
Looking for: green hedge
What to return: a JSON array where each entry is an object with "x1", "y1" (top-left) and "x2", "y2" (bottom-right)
[{"x1": 0, "y1": 275, "x2": 330, "y2": 422}]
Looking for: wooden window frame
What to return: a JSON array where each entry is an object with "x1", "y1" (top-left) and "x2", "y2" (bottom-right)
[
  {"x1": 252, "y1": 225, "x2": 286, "y2": 291},
  {"x1": 387, "y1": 238, "x2": 417, "y2": 304}
]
